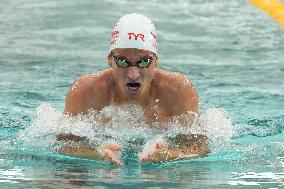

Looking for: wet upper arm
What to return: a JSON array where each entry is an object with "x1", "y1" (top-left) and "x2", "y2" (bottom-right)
[
  {"x1": 64, "y1": 73, "x2": 111, "y2": 115},
  {"x1": 170, "y1": 74, "x2": 199, "y2": 115},
  {"x1": 64, "y1": 77, "x2": 94, "y2": 115}
]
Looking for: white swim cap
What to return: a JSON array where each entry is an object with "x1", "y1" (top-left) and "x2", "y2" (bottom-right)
[{"x1": 110, "y1": 13, "x2": 158, "y2": 55}]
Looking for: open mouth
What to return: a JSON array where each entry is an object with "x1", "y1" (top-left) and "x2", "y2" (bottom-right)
[{"x1": 126, "y1": 82, "x2": 141, "y2": 92}]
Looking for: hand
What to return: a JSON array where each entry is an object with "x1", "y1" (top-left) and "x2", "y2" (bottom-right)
[
  {"x1": 58, "y1": 142, "x2": 124, "y2": 166},
  {"x1": 139, "y1": 137, "x2": 202, "y2": 164},
  {"x1": 139, "y1": 139, "x2": 175, "y2": 163},
  {"x1": 99, "y1": 143, "x2": 124, "y2": 166}
]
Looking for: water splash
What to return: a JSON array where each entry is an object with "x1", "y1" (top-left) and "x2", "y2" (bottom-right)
[
  {"x1": 15, "y1": 103, "x2": 234, "y2": 153},
  {"x1": 0, "y1": 103, "x2": 284, "y2": 166}
]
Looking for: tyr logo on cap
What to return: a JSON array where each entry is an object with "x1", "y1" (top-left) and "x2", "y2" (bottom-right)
[
  {"x1": 110, "y1": 13, "x2": 158, "y2": 55},
  {"x1": 128, "y1": 32, "x2": 145, "y2": 41}
]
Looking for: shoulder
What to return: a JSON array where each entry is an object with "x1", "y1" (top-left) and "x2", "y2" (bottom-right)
[
  {"x1": 154, "y1": 69, "x2": 198, "y2": 113},
  {"x1": 65, "y1": 69, "x2": 113, "y2": 115},
  {"x1": 68, "y1": 69, "x2": 113, "y2": 95},
  {"x1": 155, "y1": 70, "x2": 197, "y2": 97}
]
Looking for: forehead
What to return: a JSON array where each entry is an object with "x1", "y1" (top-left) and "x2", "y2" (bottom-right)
[{"x1": 112, "y1": 48, "x2": 154, "y2": 57}]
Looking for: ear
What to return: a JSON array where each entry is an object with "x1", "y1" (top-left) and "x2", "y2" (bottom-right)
[
  {"x1": 107, "y1": 53, "x2": 113, "y2": 67},
  {"x1": 154, "y1": 56, "x2": 158, "y2": 67}
]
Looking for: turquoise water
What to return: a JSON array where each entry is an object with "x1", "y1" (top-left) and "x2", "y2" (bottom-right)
[{"x1": 0, "y1": 0, "x2": 284, "y2": 188}]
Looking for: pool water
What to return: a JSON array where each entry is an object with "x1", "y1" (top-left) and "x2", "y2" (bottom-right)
[{"x1": 0, "y1": 0, "x2": 283, "y2": 188}]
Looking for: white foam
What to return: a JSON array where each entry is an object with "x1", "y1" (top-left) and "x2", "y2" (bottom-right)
[
  {"x1": 17, "y1": 103, "x2": 235, "y2": 153},
  {"x1": 199, "y1": 108, "x2": 234, "y2": 151}
]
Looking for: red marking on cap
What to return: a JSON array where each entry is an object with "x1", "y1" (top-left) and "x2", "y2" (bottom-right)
[
  {"x1": 153, "y1": 44, "x2": 157, "y2": 49},
  {"x1": 128, "y1": 32, "x2": 145, "y2": 41},
  {"x1": 111, "y1": 39, "x2": 117, "y2": 45},
  {"x1": 151, "y1": 32, "x2": 157, "y2": 40},
  {"x1": 112, "y1": 31, "x2": 119, "y2": 37}
]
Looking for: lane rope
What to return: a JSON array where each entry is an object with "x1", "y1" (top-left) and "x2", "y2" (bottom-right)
[{"x1": 249, "y1": 0, "x2": 284, "y2": 27}]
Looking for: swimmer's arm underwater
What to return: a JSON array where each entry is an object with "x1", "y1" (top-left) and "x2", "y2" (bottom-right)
[
  {"x1": 56, "y1": 133, "x2": 124, "y2": 166},
  {"x1": 139, "y1": 134, "x2": 210, "y2": 163}
]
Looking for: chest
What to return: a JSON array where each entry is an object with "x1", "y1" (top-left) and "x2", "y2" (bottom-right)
[{"x1": 144, "y1": 100, "x2": 173, "y2": 124}]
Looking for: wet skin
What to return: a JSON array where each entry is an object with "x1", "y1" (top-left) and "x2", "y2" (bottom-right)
[{"x1": 60, "y1": 48, "x2": 209, "y2": 165}]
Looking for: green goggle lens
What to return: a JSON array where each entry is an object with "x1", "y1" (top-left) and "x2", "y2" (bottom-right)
[
  {"x1": 137, "y1": 58, "x2": 152, "y2": 68},
  {"x1": 113, "y1": 55, "x2": 153, "y2": 68},
  {"x1": 116, "y1": 58, "x2": 129, "y2": 68}
]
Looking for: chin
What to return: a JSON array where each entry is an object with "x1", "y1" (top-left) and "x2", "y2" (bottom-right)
[{"x1": 125, "y1": 88, "x2": 142, "y2": 98}]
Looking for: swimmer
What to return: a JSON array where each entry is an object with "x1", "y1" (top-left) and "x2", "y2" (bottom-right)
[{"x1": 57, "y1": 13, "x2": 210, "y2": 166}]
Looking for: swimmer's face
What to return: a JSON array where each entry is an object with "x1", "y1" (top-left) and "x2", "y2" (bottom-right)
[{"x1": 108, "y1": 48, "x2": 158, "y2": 100}]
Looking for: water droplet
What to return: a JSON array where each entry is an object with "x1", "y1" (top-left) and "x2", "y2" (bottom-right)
[{"x1": 154, "y1": 113, "x2": 158, "y2": 120}]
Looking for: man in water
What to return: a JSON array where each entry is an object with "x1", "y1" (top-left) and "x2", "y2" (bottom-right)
[{"x1": 57, "y1": 13, "x2": 209, "y2": 166}]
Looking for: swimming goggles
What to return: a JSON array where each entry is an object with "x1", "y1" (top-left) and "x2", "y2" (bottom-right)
[{"x1": 112, "y1": 54, "x2": 154, "y2": 68}]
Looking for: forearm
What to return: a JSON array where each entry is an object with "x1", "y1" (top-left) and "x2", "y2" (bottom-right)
[
  {"x1": 56, "y1": 133, "x2": 103, "y2": 160},
  {"x1": 56, "y1": 133, "x2": 123, "y2": 166},
  {"x1": 142, "y1": 147, "x2": 201, "y2": 163},
  {"x1": 167, "y1": 133, "x2": 210, "y2": 157},
  {"x1": 57, "y1": 145, "x2": 105, "y2": 160}
]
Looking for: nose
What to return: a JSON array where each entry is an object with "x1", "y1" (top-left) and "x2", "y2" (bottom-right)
[{"x1": 127, "y1": 66, "x2": 141, "y2": 81}]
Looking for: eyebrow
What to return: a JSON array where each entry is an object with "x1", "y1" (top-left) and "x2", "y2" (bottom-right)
[
  {"x1": 140, "y1": 56, "x2": 153, "y2": 59},
  {"x1": 113, "y1": 54, "x2": 129, "y2": 60}
]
